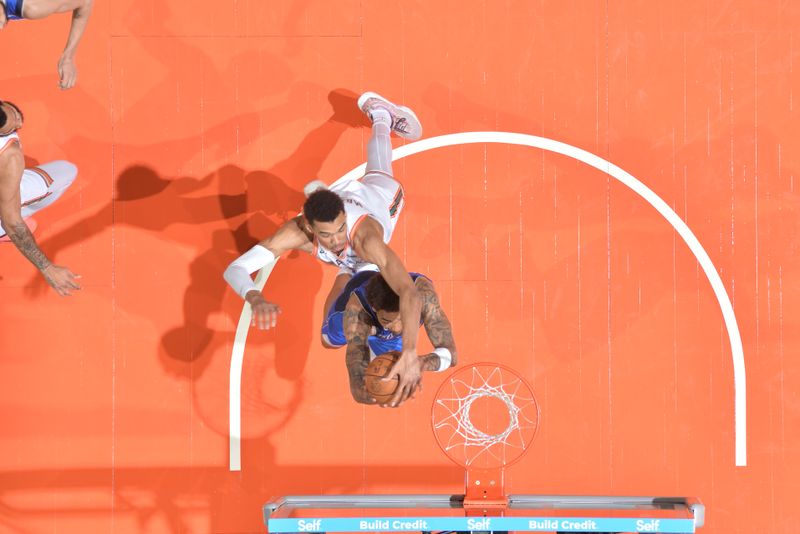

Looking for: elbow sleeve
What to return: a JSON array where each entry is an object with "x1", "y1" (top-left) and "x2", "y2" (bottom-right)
[{"x1": 223, "y1": 245, "x2": 276, "y2": 299}]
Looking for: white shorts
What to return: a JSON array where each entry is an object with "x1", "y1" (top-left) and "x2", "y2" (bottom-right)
[
  {"x1": 359, "y1": 171, "x2": 406, "y2": 225},
  {"x1": 20, "y1": 166, "x2": 56, "y2": 208},
  {"x1": 333, "y1": 171, "x2": 405, "y2": 242},
  {"x1": 0, "y1": 160, "x2": 77, "y2": 237},
  {"x1": 9, "y1": 160, "x2": 77, "y2": 220}
]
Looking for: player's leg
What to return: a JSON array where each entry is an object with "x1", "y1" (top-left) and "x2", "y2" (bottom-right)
[
  {"x1": 362, "y1": 103, "x2": 394, "y2": 177},
  {"x1": 358, "y1": 92, "x2": 422, "y2": 176},
  {"x1": 20, "y1": 160, "x2": 78, "y2": 217},
  {"x1": 303, "y1": 93, "x2": 422, "y2": 196},
  {"x1": 356, "y1": 93, "x2": 418, "y2": 232},
  {"x1": 0, "y1": 164, "x2": 58, "y2": 239}
]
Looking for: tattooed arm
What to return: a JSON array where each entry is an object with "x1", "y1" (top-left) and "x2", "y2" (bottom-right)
[
  {"x1": 0, "y1": 143, "x2": 49, "y2": 269},
  {"x1": 343, "y1": 294, "x2": 377, "y2": 404},
  {"x1": 0, "y1": 144, "x2": 81, "y2": 295},
  {"x1": 416, "y1": 277, "x2": 458, "y2": 371},
  {"x1": 5, "y1": 220, "x2": 51, "y2": 270}
]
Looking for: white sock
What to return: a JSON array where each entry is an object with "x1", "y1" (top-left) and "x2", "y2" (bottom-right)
[
  {"x1": 366, "y1": 119, "x2": 393, "y2": 174},
  {"x1": 369, "y1": 107, "x2": 392, "y2": 127}
]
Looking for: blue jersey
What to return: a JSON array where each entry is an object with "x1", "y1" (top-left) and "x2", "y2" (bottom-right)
[
  {"x1": 321, "y1": 270, "x2": 428, "y2": 354},
  {"x1": 4, "y1": 0, "x2": 24, "y2": 20}
]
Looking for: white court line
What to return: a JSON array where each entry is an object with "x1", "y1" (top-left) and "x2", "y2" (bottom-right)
[
  {"x1": 229, "y1": 132, "x2": 747, "y2": 470},
  {"x1": 228, "y1": 261, "x2": 278, "y2": 471}
]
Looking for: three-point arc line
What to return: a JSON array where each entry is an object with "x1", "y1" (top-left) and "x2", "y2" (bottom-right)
[{"x1": 227, "y1": 131, "x2": 747, "y2": 470}]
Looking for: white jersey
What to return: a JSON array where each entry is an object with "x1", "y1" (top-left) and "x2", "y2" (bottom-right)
[
  {"x1": 313, "y1": 173, "x2": 405, "y2": 274},
  {"x1": 0, "y1": 131, "x2": 20, "y2": 155}
]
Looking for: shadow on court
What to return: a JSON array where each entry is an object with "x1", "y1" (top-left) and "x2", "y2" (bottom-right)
[{"x1": 0, "y1": 463, "x2": 463, "y2": 533}]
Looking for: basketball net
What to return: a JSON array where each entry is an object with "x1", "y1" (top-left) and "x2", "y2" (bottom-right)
[{"x1": 431, "y1": 364, "x2": 540, "y2": 514}]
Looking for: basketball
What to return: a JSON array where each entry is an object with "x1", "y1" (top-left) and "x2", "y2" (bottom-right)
[{"x1": 364, "y1": 350, "x2": 400, "y2": 404}]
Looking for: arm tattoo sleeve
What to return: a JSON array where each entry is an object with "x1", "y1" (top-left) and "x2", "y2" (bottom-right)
[
  {"x1": 420, "y1": 353, "x2": 442, "y2": 372},
  {"x1": 7, "y1": 221, "x2": 52, "y2": 271},
  {"x1": 344, "y1": 301, "x2": 375, "y2": 404},
  {"x1": 418, "y1": 278, "x2": 458, "y2": 368}
]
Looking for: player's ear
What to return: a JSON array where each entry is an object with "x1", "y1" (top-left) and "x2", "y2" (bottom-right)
[{"x1": 301, "y1": 215, "x2": 314, "y2": 234}]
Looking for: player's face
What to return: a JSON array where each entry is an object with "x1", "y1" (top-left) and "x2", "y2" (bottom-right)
[
  {"x1": 0, "y1": 103, "x2": 23, "y2": 135},
  {"x1": 311, "y1": 212, "x2": 348, "y2": 255},
  {"x1": 376, "y1": 310, "x2": 402, "y2": 335}
]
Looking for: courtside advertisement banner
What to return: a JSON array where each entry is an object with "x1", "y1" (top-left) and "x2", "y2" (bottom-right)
[{"x1": 267, "y1": 516, "x2": 696, "y2": 533}]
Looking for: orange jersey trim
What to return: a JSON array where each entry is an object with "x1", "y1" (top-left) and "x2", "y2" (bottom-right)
[
  {"x1": 27, "y1": 166, "x2": 55, "y2": 187},
  {"x1": 389, "y1": 184, "x2": 404, "y2": 218},
  {"x1": 21, "y1": 191, "x2": 52, "y2": 207},
  {"x1": 0, "y1": 137, "x2": 20, "y2": 157},
  {"x1": 19, "y1": 167, "x2": 54, "y2": 207}
]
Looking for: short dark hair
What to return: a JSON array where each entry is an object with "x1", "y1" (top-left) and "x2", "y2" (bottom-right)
[
  {"x1": 366, "y1": 274, "x2": 400, "y2": 312},
  {"x1": 303, "y1": 189, "x2": 344, "y2": 224},
  {"x1": 0, "y1": 101, "x2": 23, "y2": 129}
]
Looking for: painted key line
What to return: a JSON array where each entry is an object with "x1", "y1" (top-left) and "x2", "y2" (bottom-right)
[{"x1": 231, "y1": 131, "x2": 747, "y2": 471}]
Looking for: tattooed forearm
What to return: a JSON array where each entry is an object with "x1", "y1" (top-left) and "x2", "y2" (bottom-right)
[
  {"x1": 420, "y1": 353, "x2": 442, "y2": 371},
  {"x1": 417, "y1": 278, "x2": 458, "y2": 367},
  {"x1": 7, "y1": 221, "x2": 52, "y2": 271},
  {"x1": 344, "y1": 298, "x2": 376, "y2": 404},
  {"x1": 345, "y1": 335, "x2": 372, "y2": 404}
]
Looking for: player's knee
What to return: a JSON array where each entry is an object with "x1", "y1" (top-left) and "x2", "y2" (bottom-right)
[{"x1": 60, "y1": 161, "x2": 78, "y2": 186}]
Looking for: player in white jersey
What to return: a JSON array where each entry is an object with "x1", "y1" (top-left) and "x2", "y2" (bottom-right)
[
  {"x1": 224, "y1": 91, "x2": 424, "y2": 406},
  {"x1": 310, "y1": 171, "x2": 405, "y2": 273},
  {"x1": 0, "y1": 0, "x2": 94, "y2": 90},
  {"x1": 0, "y1": 100, "x2": 81, "y2": 295}
]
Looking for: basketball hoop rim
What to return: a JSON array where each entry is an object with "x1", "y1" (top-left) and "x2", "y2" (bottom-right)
[{"x1": 430, "y1": 362, "x2": 541, "y2": 469}]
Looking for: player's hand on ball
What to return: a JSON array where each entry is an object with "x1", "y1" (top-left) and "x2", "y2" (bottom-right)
[
  {"x1": 385, "y1": 349, "x2": 423, "y2": 407},
  {"x1": 353, "y1": 385, "x2": 378, "y2": 405},
  {"x1": 246, "y1": 291, "x2": 281, "y2": 329}
]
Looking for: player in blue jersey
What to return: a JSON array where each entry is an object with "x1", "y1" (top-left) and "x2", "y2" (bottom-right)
[
  {"x1": 321, "y1": 270, "x2": 457, "y2": 407},
  {"x1": 1, "y1": 0, "x2": 94, "y2": 89}
]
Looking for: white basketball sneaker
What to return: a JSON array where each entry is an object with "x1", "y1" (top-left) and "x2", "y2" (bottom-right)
[{"x1": 357, "y1": 91, "x2": 423, "y2": 141}]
